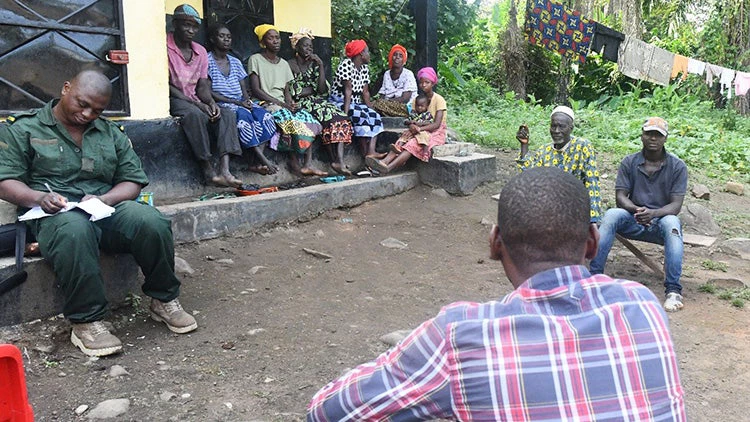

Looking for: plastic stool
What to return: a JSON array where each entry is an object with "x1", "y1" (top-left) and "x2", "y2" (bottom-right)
[{"x1": 0, "y1": 344, "x2": 34, "y2": 422}]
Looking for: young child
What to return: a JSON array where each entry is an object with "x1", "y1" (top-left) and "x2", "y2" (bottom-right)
[{"x1": 392, "y1": 94, "x2": 433, "y2": 153}]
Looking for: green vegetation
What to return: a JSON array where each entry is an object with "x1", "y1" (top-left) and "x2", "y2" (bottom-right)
[
  {"x1": 699, "y1": 283, "x2": 750, "y2": 308},
  {"x1": 330, "y1": 0, "x2": 750, "y2": 183},
  {"x1": 701, "y1": 259, "x2": 729, "y2": 272}
]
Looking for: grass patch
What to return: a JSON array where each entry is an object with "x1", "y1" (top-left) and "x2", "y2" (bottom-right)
[
  {"x1": 702, "y1": 285, "x2": 750, "y2": 308},
  {"x1": 701, "y1": 259, "x2": 729, "y2": 272}
]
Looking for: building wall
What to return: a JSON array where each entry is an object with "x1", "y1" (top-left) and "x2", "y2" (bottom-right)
[{"x1": 274, "y1": 0, "x2": 331, "y2": 37}]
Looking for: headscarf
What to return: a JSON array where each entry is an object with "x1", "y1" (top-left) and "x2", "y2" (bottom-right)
[
  {"x1": 345, "y1": 40, "x2": 367, "y2": 58},
  {"x1": 416, "y1": 67, "x2": 438, "y2": 84},
  {"x1": 388, "y1": 44, "x2": 408, "y2": 68},
  {"x1": 290, "y1": 28, "x2": 315, "y2": 49},
  {"x1": 254, "y1": 24, "x2": 278, "y2": 44},
  {"x1": 550, "y1": 105, "x2": 575, "y2": 122},
  {"x1": 173, "y1": 4, "x2": 201, "y2": 24}
]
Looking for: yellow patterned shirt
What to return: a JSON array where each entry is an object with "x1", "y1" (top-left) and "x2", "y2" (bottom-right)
[{"x1": 517, "y1": 136, "x2": 601, "y2": 222}]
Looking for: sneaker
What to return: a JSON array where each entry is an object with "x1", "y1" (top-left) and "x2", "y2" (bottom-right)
[
  {"x1": 70, "y1": 321, "x2": 123, "y2": 357},
  {"x1": 663, "y1": 292, "x2": 684, "y2": 312},
  {"x1": 149, "y1": 298, "x2": 198, "y2": 334}
]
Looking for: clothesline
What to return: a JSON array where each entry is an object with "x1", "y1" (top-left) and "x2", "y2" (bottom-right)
[{"x1": 524, "y1": 0, "x2": 750, "y2": 99}]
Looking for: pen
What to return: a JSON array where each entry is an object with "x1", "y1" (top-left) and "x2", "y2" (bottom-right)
[{"x1": 44, "y1": 183, "x2": 55, "y2": 195}]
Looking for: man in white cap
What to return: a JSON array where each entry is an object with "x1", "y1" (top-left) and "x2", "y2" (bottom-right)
[
  {"x1": 590, "y1": 117, "x2": 688, "y2": 312},
  {"x1": 516, "y1": 105, "x2": 601, "y2": 223}
]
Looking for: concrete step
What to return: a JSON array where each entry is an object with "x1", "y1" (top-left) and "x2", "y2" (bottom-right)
[
  {"x1": 0, "y1": 173, "x2": 420, "y2": 326},
  {"x1": 418, "y1": 153, "x2": 497, "y2": 195}
]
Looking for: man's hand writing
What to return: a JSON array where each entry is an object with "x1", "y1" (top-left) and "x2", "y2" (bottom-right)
[{"x1": 40, "y1": 192, "x2": 67, "y2": 214}]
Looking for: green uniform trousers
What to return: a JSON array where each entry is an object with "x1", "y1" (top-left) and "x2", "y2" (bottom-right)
[{"x1": 27, "y1": 200, "x2": 180, "y2": 323}]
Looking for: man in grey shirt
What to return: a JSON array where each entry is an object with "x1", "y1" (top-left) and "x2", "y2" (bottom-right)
[{"x1": 590, "y1": 117, "x2": 688, "y2": 312}]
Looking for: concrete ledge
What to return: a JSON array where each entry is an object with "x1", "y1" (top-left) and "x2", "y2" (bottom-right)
[
  {"x1": 0, "y1": 172, "x2": 419, "y2": 326},
  {"x1": 160, "y1": 172, "x2": 420, "y2": 243},
  {"x1": 0, "y1": 254, "x2": 141, "y2": 327},
  {"x1": 417, "y1": 153, "x2": 497, "y2": 195}
]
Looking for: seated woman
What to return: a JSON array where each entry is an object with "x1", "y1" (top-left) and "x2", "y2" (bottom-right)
[
  {"x1": 288, "y1": 28, "x2": 354, "y2": 175},
  {"x1": 366, "y1": 67, "x2": 447, "y2": 174},
  {"x1": 371, "y1": 44, "x2": 417, "y2": 117},
  {"x1": 207, "y1": 24, "x2": 279, "y2": 175},
  {"x1": 248, "y1": 24, "x2": 326, "y2": 176},
  {"x1": 329, "y1": 39, "x2": 384, "y2": 159}
]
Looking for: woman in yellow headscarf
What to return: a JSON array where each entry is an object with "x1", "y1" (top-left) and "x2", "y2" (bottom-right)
[
  {"x1": 247, "y1": 24, "x2": 326, "y2": 176},
  {"x1": 371, "y1": 44, "x2": 417, "y2": 117}
]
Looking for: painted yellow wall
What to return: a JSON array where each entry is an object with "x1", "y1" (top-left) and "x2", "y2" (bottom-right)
[
  {"x1": 121, "y1": 0, "x2": 171, "y2": 120},
  {"x1": 274, "y1": 0, "x2": 331, "y2": 37}
]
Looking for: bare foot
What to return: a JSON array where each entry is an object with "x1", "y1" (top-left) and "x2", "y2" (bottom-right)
[
  {"x1": 331, "y1": 162, "x2": 352, "y2": 176},
  {"x1": 224, "y1": 174, "x2": 243, "y2": 188},
  {"x1": 367, "y1": 152, "x2": 387, "y2": 160},
  {"x1": 248, "y1": 165, "x2": 270, "y2": 175},
  {"x1": 300, "y1": 167, "x2": 328, "y2": 177},
  {"x1": 210, "y1": 175, "x2": 231, "y2": 187}
]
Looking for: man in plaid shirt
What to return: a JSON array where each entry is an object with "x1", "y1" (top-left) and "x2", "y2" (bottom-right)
[{"x1": 307, "y1": 167, "x2": 685, "y2": 421}]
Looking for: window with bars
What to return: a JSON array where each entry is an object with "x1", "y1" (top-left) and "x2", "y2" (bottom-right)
[{"x1": 0, "y1": 0, "x2": 129, "y2": 116}]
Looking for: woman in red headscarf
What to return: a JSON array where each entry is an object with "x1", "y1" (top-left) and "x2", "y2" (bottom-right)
[
  {"x1": 329, "y1": 39, "x2": 385, "y2": 160},
  {"x1": 371, "y1": 44, "x2": 417, "y2": 117}
]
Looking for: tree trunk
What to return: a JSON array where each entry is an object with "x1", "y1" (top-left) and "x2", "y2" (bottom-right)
[
  {"x1": 502, "y1": 0, "x2": 527, "y2": 100},
  {"x1": 554, "y1": 57, "x2": 571, "y2": 105}
]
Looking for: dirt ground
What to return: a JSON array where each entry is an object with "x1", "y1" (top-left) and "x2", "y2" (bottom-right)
[{"x1": 2, "y1": 150, "x2": 749, "y2": 421}]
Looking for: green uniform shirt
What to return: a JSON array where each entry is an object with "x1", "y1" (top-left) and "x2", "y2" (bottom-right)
[{"x1": 0, "y1": 100, "x2": 149, "y2": 208}]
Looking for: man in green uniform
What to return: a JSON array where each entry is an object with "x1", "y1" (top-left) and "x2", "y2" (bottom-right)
[{"x1": 0, "y1": 70, "x2": 197, "y2": 357}]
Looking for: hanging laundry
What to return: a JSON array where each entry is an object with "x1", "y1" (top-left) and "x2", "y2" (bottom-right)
[
  {"x1": 648, "y1": 46, "x2": 674, "y2": 86},
  {"x1": 705, "y1": 63, "x2": 723, "y2": 87},
  {"x1": 670, "y1": 54, "x2": 688, "y2": 81},
  {"x1": 525, "y1": 0, "x2": 595, "y2": 64},
  {"x1": 720, "y1": 68, "x2": 736, "y2": 99},
  {"x1": 734, "y1": 71, "x2": 750, "y2": 96},
  {"x1": 617, "y1": 36, "x2": 673, "y2": 86},
  {"x1": 591, "y1": 23, "x2": 624, "y2": 62},
  {"x1": 687, "y1": 58, "x2": 705, "y2": 76}
]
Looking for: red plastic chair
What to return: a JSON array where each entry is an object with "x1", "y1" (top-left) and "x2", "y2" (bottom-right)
[{"x1": 0, "y1": 344, "x2": 34, "y2": 422}]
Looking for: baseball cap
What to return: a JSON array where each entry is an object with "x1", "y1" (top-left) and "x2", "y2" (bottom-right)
[
  {"x1": 642, "y1": 117, "x2": 668, "y2": 136},
  {"x1": 173, "y1": 4, "x2": 201, "y2": 24}
]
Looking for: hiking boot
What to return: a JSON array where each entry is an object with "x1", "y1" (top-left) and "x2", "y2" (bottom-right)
[
  {"x1": 70, "y1": 321, "x2": 123, "y2": 357},
  {"x1": 663, "y1": 292, "x2": 684, "y2": 312},
  {"x1": 149, "y1": 298, "x2": 198, "y2": 334}
]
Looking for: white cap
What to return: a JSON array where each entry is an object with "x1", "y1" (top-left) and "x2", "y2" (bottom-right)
[{"x1": 551, "y1": 105, "x2": 575, "y2": 122}]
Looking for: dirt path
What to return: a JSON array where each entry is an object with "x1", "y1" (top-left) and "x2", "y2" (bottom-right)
[{"x1": 2, "y1": 151, "x2": 749, "y2": 421}]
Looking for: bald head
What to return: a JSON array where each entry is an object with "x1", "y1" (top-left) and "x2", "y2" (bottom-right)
[
  {"x1": 53, "y1": 70, "x2": 112, "y2": 128},
  {"x1": 70, "y1": 70, "x2": 112, "y2": 98}
]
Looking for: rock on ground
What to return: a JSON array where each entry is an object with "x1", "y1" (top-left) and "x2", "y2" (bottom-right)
[
  {"x1": 691, "y1": 183, "x2": 710, "y2": 200},
  {"x1": 725, "y1": 181, "x2": 745, "y2": 196},
  {"x1": 86, "y1": 398, "x2": 130, "y2": 419},
  {"x1": 174, "y1": 257, "x2": 194, "y2": 275},
  {"x1": 720, "y1": 238, "x2": 750, "y2": 260},
  {"x1": 380, "y1": 329, "x2": 413, "y2": 346},
  {"x1": 681, "y1": 203, "x2": 721, "y2": 236},
  {"x1": 380, "y1": 238, "x2": 408, "y2": 249}
]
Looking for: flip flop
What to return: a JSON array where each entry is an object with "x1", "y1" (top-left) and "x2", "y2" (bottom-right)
[
  {"x1": 365, "y1": 156, "x2": 389, "y2": 174},
  {"x1": 320, "y1": 175, "x2": 346, "y2": 183}
]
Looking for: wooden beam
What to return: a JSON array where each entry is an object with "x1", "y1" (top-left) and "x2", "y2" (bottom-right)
[{"x1": 616, "y1": 234, "x2": 665, "y2": 279}]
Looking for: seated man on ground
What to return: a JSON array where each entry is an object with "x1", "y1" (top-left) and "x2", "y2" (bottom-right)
[
  {"x1": 307, "y1": 167, "x2": 685, "y2": 421},
  {"x1": 516, "y1": 105, "x2": 601, "y2": 223},
  {"x1": 167, "y1": 4, "x2": 243, "y2": 187},
  {"x1": 0, "y1": 70, "x2": 197, "y2": 357},
  {"x1": 590, "y1": 117, "x2": 688, "y2": 312}
]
